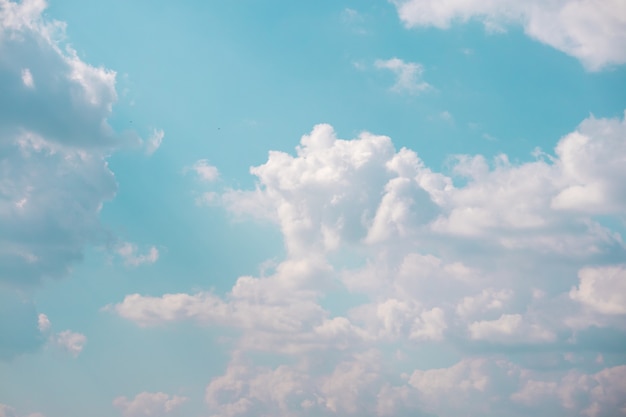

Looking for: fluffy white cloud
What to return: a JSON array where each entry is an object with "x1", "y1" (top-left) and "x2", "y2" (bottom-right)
[
  {"x1": 570, "y1": 265, "x2": 626, "y2": 315},
  {"x1": 203, "y1": 354, "x2": 626, "y2": 417},
  {"x1": 374, "y1": 58, "x2": 431, "y2": 94},
  {"x1": 20, "y1": 67, "x2": 34, "y2": 88},
  {"x1": 0, "y1": 0, "x2": 160, "y2": 287},
  {"x1": 54, "y1": 330, "x2": 86, "y2": 357},
  {"x1": 115, "y1": 115, "x2": 626, "y2": 416},
  {"x1": 390, "y1": 0, "x2": 626, "y2": 70},
  {"x1": 113, "y1": 392, "x2": 188, "y2": 417},
  {"x1": 36, "y1": 313, "x2": 50, "y2": 332}
]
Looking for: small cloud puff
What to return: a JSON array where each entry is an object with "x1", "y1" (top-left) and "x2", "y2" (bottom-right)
[
  {"x1": 21, "y1": 68, "x2": 34, "y2": 88},
  {"x1": 375, "y1": 58, "x2": 431, "y2": 95},
  {"x1": 191, "y1": 159, "x2": 220, "y2": 182},
  {"x1": 145, "y1": 129, "x2": 164, "y2": 155},
  {"x1": 116, "y1": 242, "x2": 160, "y2": 267},
  {"x1": 37, "y1": 313, "x2": 51, "y2": 333},
  {"x1": 54, "y1": 330, "x2": 87, "y2": 357}
]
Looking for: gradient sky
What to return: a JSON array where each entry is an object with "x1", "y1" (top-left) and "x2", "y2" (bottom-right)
[{"x1": 1, "y1": 0, "x2": 626, "y2": 416}]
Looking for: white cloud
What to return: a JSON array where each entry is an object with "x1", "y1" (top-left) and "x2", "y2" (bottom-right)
[
  {"x1": 191, "y1": 159, "x2": 219, "y2": 182},
  {"x1": 551, "y1": 113, "x2": 626, "y2": 214},
  {"x1": 390, "y1": 0, "x2": 626, "y2": 70},
  {"x1": 37, "y1": 313, "x2": 50, "y2": 332},
  {"x1": 113, "y1": 115, "x2": 626, "y2": 416},
  {"x1": 20, "y1": 68, "x2": 34, "y2": 88},
  {"x1": 145, "y1": 129, "x2": 164, "y2": 155},
  {"x1": 54, "y1": 330, "x2": 86, "y2": 357},
  {"x1": 570, "y1": 265, "x2": 626, "y2": 315},
  {"x1": 113, "y1": 392, "x2": 188, "y2": 417},
  {"x1": 0, "y1": 0, "x2": 160, "y2": 287},
  {"x1": 468, "y1": 313, "x2": 556, "y2": 344},
  {"x1": 456, "y1": 288, "x2": 513, "y2": 318},
  {"x1": 375, "y1": 58, "x2": 431, "y2": 94},
  {"x1": 116, "y1": 242, "x2": 159, "y2": 267}
]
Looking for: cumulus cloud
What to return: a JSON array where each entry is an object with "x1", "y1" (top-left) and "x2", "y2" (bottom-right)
[
  {"x1": 570, "y1": 265, "x2": 626, "y2": 315},
  {"x1": 113, "y1": 392, "x2": 188, "y2": 417},
  {"x1": 374, "y1": 58, "x2": 431, "y2": 94},
  {"x1": 54, "y1": 330, "x2": 86, "y2": 357},
  {"x1": 389, "y1": 0, "x2": 626, "y2": 70},
  {"x1": 113, "y1": 115, "x2": 626, "y2": 416},
  {"x1": 0, "y1": 0, "x2": 164, "y2": 288}
]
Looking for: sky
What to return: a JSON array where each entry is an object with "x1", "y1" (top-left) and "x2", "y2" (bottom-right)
[{"x1": 1, "y1": 0, "x2": 626, "y2": 416}]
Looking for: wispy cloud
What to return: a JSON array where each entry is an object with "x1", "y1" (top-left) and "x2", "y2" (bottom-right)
[{"x1": 375, "y1": 58, "x2": 431, "y2": 94}]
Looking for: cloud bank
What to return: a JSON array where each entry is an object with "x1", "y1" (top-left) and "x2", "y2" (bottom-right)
[{"x1": 113, "y1": 112, "x2": 626, "y2": 416}]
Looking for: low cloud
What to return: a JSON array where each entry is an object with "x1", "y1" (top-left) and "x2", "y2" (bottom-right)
[
  {"x1": 111, "y1": 113, "x2": 626, "y2": 416},
  {"x1": 389, "y1": 0, "x2": 626, "y2": 71},
  {"x1": 113, "y1": 392, "x2": 188, "y2": 417}
]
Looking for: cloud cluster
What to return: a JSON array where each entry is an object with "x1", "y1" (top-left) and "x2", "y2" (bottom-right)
[
  {"x1": 0, "y1": 0, "x2": 163, "y2": 288},
  {"x1": 113, "y1": 113, "x2": 626, "y2": 416},
  {"x1": 0, "y1": 0, "x2": 161, "y2": 360},
  {"x1": 389, "y1": 0, "x2": 626, "y2": 70},
  {"x1": 113, "y1": 392, "x2": 188, "y2": 417}
]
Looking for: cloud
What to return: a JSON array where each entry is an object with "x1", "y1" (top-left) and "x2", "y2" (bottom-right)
[
  {"x1": 0, "y1": 0, "x2": 155, "y2": 287},
  {"x1": 468, "y1": 313, "x2": 556, "y2": 344},
  {"x1": 570, "y1": 265, "x2": 626, "y2": 315},
  {"x1": 145, "y1": 129, "x2": 164, "y2": 155},
  {"x1": 116, "y1": 242, "x2": 160, "y2": 267},
  {"x1": 114, "y1": 114, "x2": 626, "y2": 416},
  {"x1": 375, "y1": 58, "x2": 431, "y2": 94},
  {"x1": 203, "y1": 354, "x2": 626, "y2": 417},
  {"x1": 54, "y1": 330, "x2": 86, "y2": 357},
  {"x1": 37, "y1": 313, "x2": 50, "y2": 332},
  {"x1": 20, "y1": 68, "x2": 34, "y2": 88},
  {"x1": 389, "y1": 0, "x2": 626, "y2": 70},
  {"x1": 113, "y1": 392, "x2": 188, "y2": 417},
  {"x1": 190, "y1": 159, "x2": 219, "y2": 182}
]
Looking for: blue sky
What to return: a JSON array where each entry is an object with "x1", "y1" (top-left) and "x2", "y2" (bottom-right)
[{"x1": 1, "y1": 0, "x2": 626, "y2": 416}]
